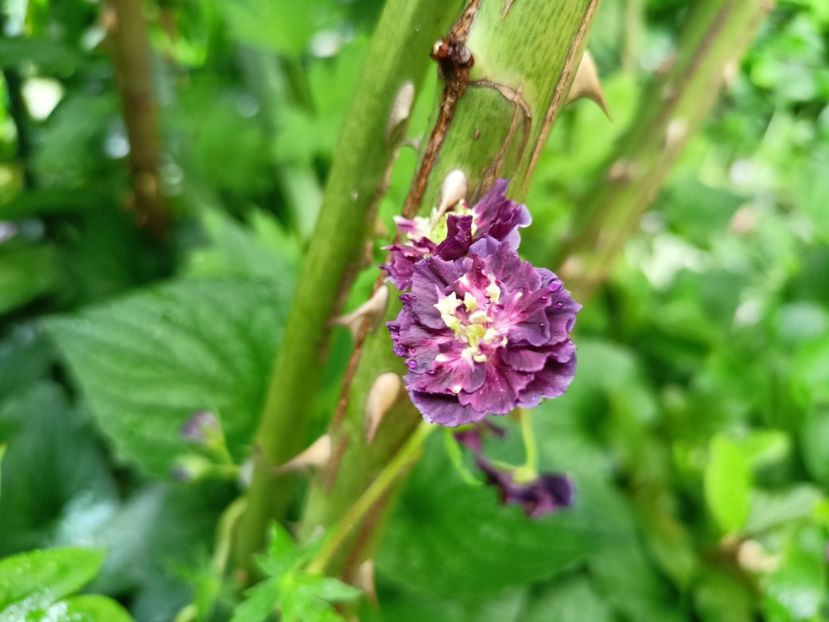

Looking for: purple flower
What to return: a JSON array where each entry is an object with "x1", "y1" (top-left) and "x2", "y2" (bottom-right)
[
  {"x1": 383, "y1": 179, "x2": 530, "y2": 290},
  {"x1": 478, "y1": 461, "x2": 574, "y2": 518},
  {"x1": 387, "y1": 237, "x2": 580, "y2": 426},
  {"x1": 455, "y1": 424, "x2": 574, "y2": 518}
]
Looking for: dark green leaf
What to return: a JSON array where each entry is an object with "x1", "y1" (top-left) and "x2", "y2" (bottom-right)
[
  {"x1": 379, "y1": 438, "x2": 607, "y2": 596},
  {"x1": 47, "y1": 279, "x2": 288, "y2": 476}
]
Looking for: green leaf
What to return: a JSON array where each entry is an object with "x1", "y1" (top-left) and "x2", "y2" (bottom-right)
[
  {"x1": 521, "y1": 575, "x2": 613, "y2": 622},
  {"x1": 801, "y1": 408, "x2": 829, "y2": 487},
  {"x1": 0, "y1": 243, "x2": 59, "y2": 316},
  {"x1": 184, "y1": 209, "x2": 299, "y2": 288},
  {"x1": 704, "y1": 435, "x2": 752, "y2": 535},
  {"x1": 744, "y1": 485, "x2": 823, "y2": 534},
  {"x1": 257, "y1": 523, "x2": 300, "y2": 578},
  {"x1": 0, "y1": 548, "x2": 103, "y2": 619},
  {"x1": 764, "y1": 525, "x2": 827, "y2": 621},
  {"x1": 230, "y1": 577, "x2": 280, "y2": 622},
  {"x1": 695, "y1": 566, "x2": 755, "y2": 622},
  {"x1": 364, "y1": 589, "x2": 526, "y2": 622},
  {"x1": 0, "y1": 327, "x2": 52, "y2": 404},
  {"x1": 47, "y1": 279, "x2": 288, "y2": 476},
  {"x1": 24, "y1": 595, "x2": 133, "y2": 622},
  {"x1": 217, "y1": 0, "x2": 341, "y2": 56},
  {"x1": 792, "y1": 339, "x2": 829, "y2": 406},
  {"x1": 378, "y1": 439, "x2": 606, "y2": 595},
  {"x1": 311, "y1": 577, "x2": 362, "y2": 603},
  {"x1": 0, "y1": 383, "x2": 118, "y2": 554}
]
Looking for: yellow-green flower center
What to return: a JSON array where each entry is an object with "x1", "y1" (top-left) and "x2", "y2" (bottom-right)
[{"x1": 434, "y1": 278, "x2": 504, "y2": 365}]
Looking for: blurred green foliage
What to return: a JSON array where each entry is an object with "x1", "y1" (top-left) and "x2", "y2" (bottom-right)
[{"x1": 0, "y1": 0, "x2": 827, "y2": 620}]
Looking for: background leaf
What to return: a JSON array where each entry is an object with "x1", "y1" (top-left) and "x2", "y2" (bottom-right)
[
  {"x1": 47, "y1": 279, "x2": 288, "y2": 476},
  {"x1": 0, "y1": 548, "x2": 103, "y2": 617}
]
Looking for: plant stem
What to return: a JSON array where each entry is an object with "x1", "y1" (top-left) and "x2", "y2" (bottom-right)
[
  {"x1": 307, "y1": 422, "x2": 434, "y2": 575},
  {"x1": 0, "y1": 14, "x2": 36, "y2": 190},
  {"x1": 234, "y1": 0, "x2": 463, "y2": 576},
  {"x1": 556, "y1": 0, "x2": 774, "y2": 301},
  {"x1": 106, "y1": 0, "x2": 168, "y2": 235},
  {"x1": 519, "y1": 409, "x2": 539, "y2": 475},
  {"x1": 301, "y1": 0, "x2": 603, "y2": 581}
]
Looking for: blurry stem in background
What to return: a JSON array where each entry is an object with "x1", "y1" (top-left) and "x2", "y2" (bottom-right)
[
  {"x1": 105, "y1": 0, "x2": 169, "y2": 236},
  {"x1": 0, "y1": 13, "x2": 35, "y2": 190},
  {"x1": 621, "y1": 0, "x2": 642, "y2": 73},
  {"x1": 233, "y1": 0, "x2": 463, "y2": 577},
  {"x1": 300, "y1": 0, "x2": 602, "y2": 582},
  {"x1": 556, "y1": 0, "x2": 775, "y2": 302}
]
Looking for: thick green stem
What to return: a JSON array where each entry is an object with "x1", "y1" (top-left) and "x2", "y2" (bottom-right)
[
  {"x1": 234, "y1": 0, "x2": 463, "y2": 576},
  {"x1": 557, "y1": 0, "x2": 774, "y2": 302},
  {"x1": 106, "y1": 0, "x2": 168, "y2": 235},
  {"x1": 302, "y1": 0, "x2": 602, "y2": 580}
]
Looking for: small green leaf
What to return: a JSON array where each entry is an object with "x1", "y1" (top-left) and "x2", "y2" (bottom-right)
[
  {"x1": 0, "y1": 548, "x2": 103, "y2": 618},
  {"x1": 704, "y1": 435, "x2": 751, "y2": 535},
  {"x1": 230, "y1": 577, "x2": 280, "y2": 622},
  {"x1": 311, "y1": 577, "x2": 362, "y2": 603},
  {"x1": 257, "y1": 523, "x2": 300, "y2": 578}
]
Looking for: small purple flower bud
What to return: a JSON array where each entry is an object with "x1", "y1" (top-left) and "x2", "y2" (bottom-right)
[
  {"x1": 455, "y1": 422, "x2": 574, "y2": 518},
  {"x1": 475, "y1": 460, "x2": 574, "y2": 518},
  {"x1": 170, "y1": 455, "x2": 213, "y2": 482},
  {"x1": 180, "y1": 410, "x2": 220, "y2": 444}
]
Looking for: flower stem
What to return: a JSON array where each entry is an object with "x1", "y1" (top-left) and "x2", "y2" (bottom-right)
[
  {"x1": 307, "y1": 422, "x2": 434, "y2": 575},
  {"x1": 519, "y1": 408, "x2": 539, "y2": 475}
]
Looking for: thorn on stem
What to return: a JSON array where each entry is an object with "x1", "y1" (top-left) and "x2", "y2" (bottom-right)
[
  {"x1": 333, "y1": 286, "x2": 389, "y2": 339},
  {"x1": 437, "y1": 169, "x2": 468, "y2": 215},
  {"x1": 365, "y1": 372, "x2": 403, "y2": 442},
  {"x1": 272, "y1": 435, "x2": 332, "y2": 474},
  {"x1": 566, "y1": 52, "x2": 611, "y2": 119},
  {"x1": 386, "y1": 81, "x2": 415, "y2": 143},
  {"x1": 354, "y1": 559, "x2": 378, "y2": 603}
]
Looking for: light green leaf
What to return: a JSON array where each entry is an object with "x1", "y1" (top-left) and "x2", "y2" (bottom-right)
[
  {"x1": 0, "y1": 548, "x2": 103, "y2": 619},
  {"x1": 311, "y1": 578, "x2": 362, "y2": 603},
  {"x1": 704, "y1": 435, "x2": 751, "y2": 535},
  {"x1": 764, "y1": 525, "x2": 827, "y2": 621},
  {"x1": 218, "y1": 0, "x2": 340, "y2": 56},
  {"x1": 257, "y1": 523, "x2": 300, "y2": 578},
  {"x1": 24, "y1": 595, "x2": 133, "y2": 622},
  {"x1": 230, "y1": 577, "x2": 280, "y2": 622},
  {"x1": 47, "y1": 279, "x2": 288, "y2": 476}
]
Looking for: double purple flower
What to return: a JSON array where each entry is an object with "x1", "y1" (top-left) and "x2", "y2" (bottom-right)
[{"x1": 386, "y1": 180, "x2": 580, "y2": 427}]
